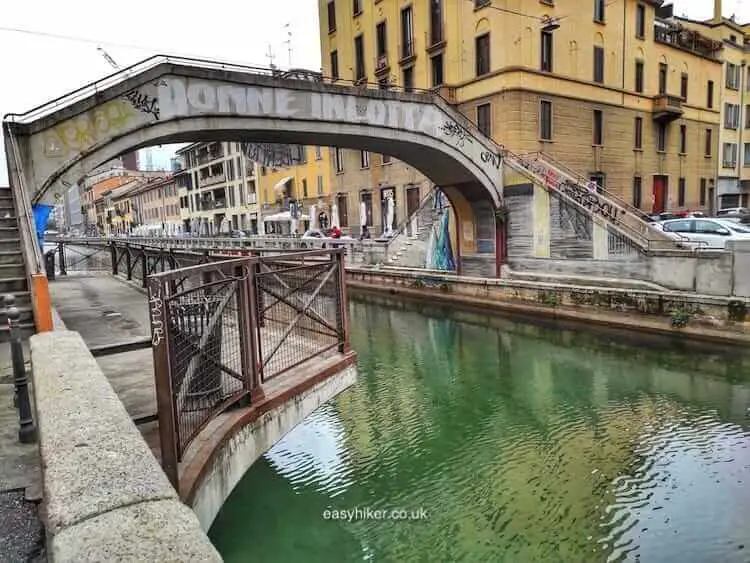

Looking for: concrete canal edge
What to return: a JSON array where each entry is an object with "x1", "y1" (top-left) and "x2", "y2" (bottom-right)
[
  {"x1": 182, "y1": 352, "x2": 358, "y2": 531},
  {"x1": 346, "y1": 267, "x2": 750, "y2": 347},
  {"x1": 29, "y1": 330, "x2": 221, "y2": 562}
]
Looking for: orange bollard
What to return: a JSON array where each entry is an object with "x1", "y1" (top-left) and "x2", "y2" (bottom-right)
[{"x1": 30, "y1": 273, "x2": 53, "y2": 333}]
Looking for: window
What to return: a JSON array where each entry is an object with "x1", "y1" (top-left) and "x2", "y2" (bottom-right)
[
  {"x1": 476, "y1": 34, "x2": 490, "y2": 76},
  {"x1": 658, "y1": 63, "x2": 667, "y2": 95},
  {"x1": 400, "y1": 6, "x2": 414, "y2": 58},
  {"x1": 680, "y1": 124, "x2": 687, "y2": 154},
  {"x1": 746, "y1": 105, "x2": 750, "y2": 128},
  {"x1": 431, "y1": 53, "x2": 444, "y2": 87},
  {"x1": 336, "y1": 194, "x2": 349, "y2": 227},
  {"x1": 633, "y1": 176, "x2": 642, "y2": 208},
  {"x1": 354, "y1": 35, "x2": 365, "y2": 81},
  {"x1": 317, "y1": 175, "x2": 324, "y2": 195},
  {"x1": 540, "y1": 100, "x2": 553, "y2": 140},
  {"x1": 695, "y1": 220, "x2": 728, "y2": 235},
  {"x1": 744, "y1": 143, "x2": 750, "y2": 167},
  {"x1": 402, "y1": 66, "x2": 414, "y2": 92},
  {"x1": 381, "y1": 153, "x2": 391, "y2": 164},
  {"x1": 634, "y1": 117, "x2": 643, "y2": 149},
  {"x1": 726, "y1": 63, "x2": 740, "y2": 89},
  {"x1": 376, "y1": 22, "x2": 387, "y2": 57},
  {"x1": 360, "y1": 150, "x2": 370, "y2": 168},
  {"x1": 705, "y1": 129, "x2": 713, "y2": 157},
  {"x1": 723, "y1": 142, "x2": 737, "y2": 168},
  {"x1": 681, "y1": 73, "x2": 688, "y2": 100},
  {"x1": 589, "y1": 173, "x2": 605, "y2": 192},
  {"x1": 541, "y1": 31, "x2": 553, "y2": 72},
  {"x1": 477, "y1": 103, "x2": 491, "y2": 137},
  {"x1": 663, "y1": 220, "x2": 692, "y2": 233},
  {"x1": 635, "y1": 60, "x2": 644, "y2": 93},
  {"x1": 678, "y1": 178, "x2": 686, "y2": 206},
  {"x1": 725, "y1": 103, "x2": 740, "y2": 129},
  {"x1": 302, "y1": 178, "x2": 308, "y2": 198},
  {"x1": 353, "y1": 0, "x2": 361, "y2": 16},
  {"x1": 594, "y1": 0, "x2": 606, "y2": 22},
  {"x1": 656, "y1": 123, "x2": 667, "y2": 152},
  {"x1": 593, "y1": 109, "x2": 603, "y2": 145},
  {"x1": 334, "y1": 147, "x2": 344, "y2": 173},
  {"x1": 636, "y1": 4, "x2": 646, "y2": 38},
  {"x1": 429, "y1": 0, "x2": 444, "y2": 45},
  {"x1": 593, "y1": 46, "x2": 604, "y2": 83},
  {"x1": 707, "y1": 80, "x2": 714, "y2": 108},
  {"x1": 700, "y1": 178, "x2": 707, "y2": 205},
  {"x1": 327, "y1": 1, "x2": 336, "y2": 33},
  {"x1": 315, "y1": 146, "x2": 322, "y2": 160}
]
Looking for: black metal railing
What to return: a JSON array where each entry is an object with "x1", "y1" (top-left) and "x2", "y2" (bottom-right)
[{"x1": 146, "y1": 249, "x2": 349, "y2": 487}]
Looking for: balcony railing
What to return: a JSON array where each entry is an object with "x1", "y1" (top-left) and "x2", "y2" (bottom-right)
[
  {"x1": 399, "y1": 40, "x2": 415, "y2": 62},
  {"x1": 654, "y1": 22, "x2": 722, "y2": 60},
  {"x1": 197, "y1": 199, "x2": 227, "y2": 211},
  {"x1": 374, "y1": 53, "x2": 390, "y2": 75},
  {"x1": 198, "y1": 173, "x2": 225, "y2": 187},
  {"x1": 652, "y1": 94, "x2": 684, "y2": 122}
]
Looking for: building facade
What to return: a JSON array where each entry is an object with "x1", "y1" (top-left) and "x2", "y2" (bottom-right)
[
  {"x1": 679, "y1": 1, "x2": 750, "y2": 208},
  {"x1": 257, "y1": 144, "x2": 335, "y2": 234},
  {"x1": 175, "y1": 142, "x2": 260, "y2": 235},
  {"x1": 318, "y1": 0, "x2": 724, "y2": 222},
  {"x1": 130, "y1": 176, "x2": 181, "y2": 235}
]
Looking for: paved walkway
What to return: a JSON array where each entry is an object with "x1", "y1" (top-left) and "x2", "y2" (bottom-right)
[{"x1": 0, "y1": 338, "x2": 45, "y2": 562}]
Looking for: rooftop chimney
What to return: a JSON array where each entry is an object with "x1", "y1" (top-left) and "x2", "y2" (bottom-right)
[{"x1": 714, "y1": 0, "x2": 722, "y2": 22}]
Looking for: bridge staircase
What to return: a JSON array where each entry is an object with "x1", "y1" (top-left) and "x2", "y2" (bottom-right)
[
  {"x1": 381, "y1": 188, "x2": 445, "y2": 269},
  {"x1": 501, "y1": 151, "x2": 676, "y2": 253},
  {"x1": 0, "y1": 188, "x2": 36, "y2": 340}
]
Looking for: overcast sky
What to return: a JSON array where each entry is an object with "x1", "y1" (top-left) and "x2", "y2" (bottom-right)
[{"x1": 0, "y1": 0, "x2": 746, "y2": 185}]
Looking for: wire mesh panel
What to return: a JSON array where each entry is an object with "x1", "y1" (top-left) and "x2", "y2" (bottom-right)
[
  {"x1": 166, "y1": 274, "x2": 246, "y2": 452},
  {"x1": 256, "y1": 255, "x2": 344, "y2": 381}
]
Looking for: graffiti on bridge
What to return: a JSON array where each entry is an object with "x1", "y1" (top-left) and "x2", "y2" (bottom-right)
[
  {"x1": 480, "y1": 151, "x2": 503, "y2": 169},
  {"x1": 518, "y1": 159, "x2": 624, "y2": 224},
  {"x1": 124, "y1": 89, "x2": 160, "y2": 120},
  {"x1": 439, "y1": 121, "x2": 474, "y2": 148},
  {"x1": 149, "y1": 286, "x2": 165, "y2": 347}
]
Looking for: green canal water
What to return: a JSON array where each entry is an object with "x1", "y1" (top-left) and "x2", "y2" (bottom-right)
[{"x1": 210, "y1": 297, "x2": 750, "y2": 562}]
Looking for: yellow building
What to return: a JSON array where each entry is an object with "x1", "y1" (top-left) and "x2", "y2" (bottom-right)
[
  {"x1": 678, "y1": 1, "x2": 750, "y2": 208},
  {"x1": 318, "y1": 0, "x2": 723, "y2": 222},
  {"x1": 257, "y1": 145, "x2": 335, "y2": 234}
]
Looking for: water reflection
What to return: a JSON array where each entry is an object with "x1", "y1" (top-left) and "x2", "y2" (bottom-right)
[{"x1": 211, "y1": 297, "x2": 750, "y2": 562}]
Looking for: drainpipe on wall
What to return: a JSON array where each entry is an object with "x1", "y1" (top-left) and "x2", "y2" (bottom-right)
[{"x1": 739, "y1": 61, "x2": 746, "y2": 204}]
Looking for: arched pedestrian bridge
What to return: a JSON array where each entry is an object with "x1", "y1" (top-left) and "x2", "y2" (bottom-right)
[{"x1": 4, "y1": 56, "x2": 504, "y2": 208}]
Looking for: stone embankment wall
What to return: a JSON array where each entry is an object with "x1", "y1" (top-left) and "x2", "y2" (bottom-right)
[
  {"x1": 29, "y1": 330, "x2": 221, "y2": 562},
  {"x1": 347, "y1": 267, "x2": 750, "y2": 345}
]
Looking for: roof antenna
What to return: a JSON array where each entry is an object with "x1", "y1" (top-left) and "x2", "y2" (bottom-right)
[
  {"x1": 266, "y1": 44, "x2": 277, "y2": 70},
  {"x1": 284, "y1": 23, "x2": 293, "y2": 67}
]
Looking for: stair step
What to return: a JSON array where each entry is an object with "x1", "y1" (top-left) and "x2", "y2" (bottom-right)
[
  {"x1": 0, "y1": 278, "x2": 28, "y2": 292},
  {"x1": 0, "y1": 291, "x2": 31, "y2": 306},
  {"x1": 0, "y1": 264, "x2": 26, "y2": 277},
  {"x1": 0, "y1": 228, "x2": 20, "y2": 240},
  {"x1": 0, "y1": 239, "x2": 21, "y2": 253}
]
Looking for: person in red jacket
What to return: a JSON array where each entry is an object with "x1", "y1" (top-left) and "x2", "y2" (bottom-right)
[{"x1": 329, "y1": 226, "x2": 342, "y2": 239}]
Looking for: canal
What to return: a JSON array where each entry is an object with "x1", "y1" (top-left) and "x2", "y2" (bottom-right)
[{"x1": 210, "y1": 296, "x2": 750, "y2": 562}]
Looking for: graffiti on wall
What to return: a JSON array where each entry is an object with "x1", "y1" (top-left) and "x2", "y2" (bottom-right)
[
  {"x1": 123, "y1": 89, "x2": 160, "y2": 120},
  {"x1": 41, "y1": 99, "x2": 140, "y2": 158},
  {"x1": 244, "y1": 143, "x2": 306, "y2": 168},
  {"x1": 439, "y1": 121, "x2": 474, "y2": 148},
  {"x1": 518, "y1": 158, "x2": 624, "y2": 224},
  {"x1": 480, "y1": 151, "x2": 502, "y2": 169}
]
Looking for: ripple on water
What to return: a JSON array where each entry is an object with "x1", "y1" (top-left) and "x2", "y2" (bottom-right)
[{"x1": 210, "y1": 301, "x2": 750, "y2": 563}]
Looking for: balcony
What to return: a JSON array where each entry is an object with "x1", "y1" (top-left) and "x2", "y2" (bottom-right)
[
  {"x1": 654, "y1": 21, "x2": 722, "y2": 60},
  {"x1": 374, "y1": 53, "x2": 390, "y2": 76},
  {"x1": 197, "y1": 199, "x2": 227, "y2": 212},
  {"x1": 652, "y1": 94, "x2": 684, "y2": 123}
]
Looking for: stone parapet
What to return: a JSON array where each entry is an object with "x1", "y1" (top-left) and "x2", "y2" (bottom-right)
[{"x1": 29, "y1": 330, "x2": 221, "y2": 562}]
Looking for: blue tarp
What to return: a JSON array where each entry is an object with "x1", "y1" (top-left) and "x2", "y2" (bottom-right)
[{"x1": 32, "y1": 204, "x2": 53, "y2": 251}]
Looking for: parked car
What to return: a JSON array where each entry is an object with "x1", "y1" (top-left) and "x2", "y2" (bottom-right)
[
  {"x1": 717, "y1": 207, "x2": 749, "y2": 217},
  {"x1": 657, "y1": 217, "x2": 750, "y2": 249}
]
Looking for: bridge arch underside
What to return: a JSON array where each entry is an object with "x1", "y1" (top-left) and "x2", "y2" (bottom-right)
[
  {"x1": 19, "y1": 116, "x2": 502, "y2": 272},
  {"x1": 23, "y1": 117, "x2": 500, "y2": 209}
]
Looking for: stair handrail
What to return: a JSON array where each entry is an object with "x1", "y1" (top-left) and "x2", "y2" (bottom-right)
[
  {"x1": 527, "y1": 151, "x2": 655, "y2": 222},
  {"x1": 385, "y1": 185, "x2": 439, "y2": 242},
  {"x1": 500, "y1": 148, "x2": 666, "y2": 251},
  {"x1": 5, "y1": 128, "x2": 44, "y2": 276}
]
